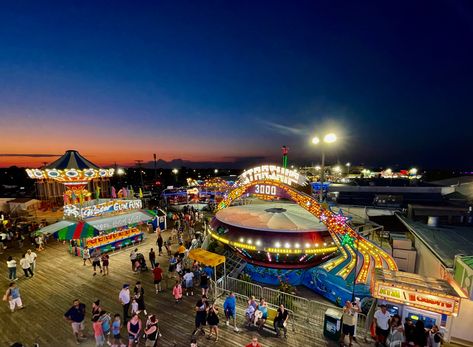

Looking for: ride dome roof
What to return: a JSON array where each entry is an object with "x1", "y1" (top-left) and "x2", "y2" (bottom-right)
[{"x1": 45, "y1": 150, "x2": 100, "y2": 170}]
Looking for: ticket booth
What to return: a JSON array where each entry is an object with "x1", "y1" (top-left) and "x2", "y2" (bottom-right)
[{"x1": 371, "y1": 269, "x2": 463, "y2": 342}]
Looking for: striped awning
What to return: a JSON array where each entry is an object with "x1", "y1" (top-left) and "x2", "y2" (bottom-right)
[{"x1": 56, "y1": 221, "x2": 100, "y2": 240}]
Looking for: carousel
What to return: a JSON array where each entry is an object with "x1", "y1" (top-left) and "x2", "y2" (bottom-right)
[{"x1": 27, "y1": 150, "x2": 160, "y2": 256}]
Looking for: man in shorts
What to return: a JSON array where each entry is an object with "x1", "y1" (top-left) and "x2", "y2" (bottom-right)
[
  {"x1": 223, "y1": 292, "x2": 240, "y2": 332},
  {"x1": 340, "y1": 300, "x2": 359, "y2": 347},
  {"x1": 64, "y1": 298, "x2": 86, "y2": 344},
  {"x1": 91, "y1": 248, "x2": 102, "y2": 276},
  {"x1": 374, "y1": 304, "x2": 391, "y2": 347}
]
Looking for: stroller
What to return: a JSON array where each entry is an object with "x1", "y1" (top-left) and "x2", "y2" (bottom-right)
[{"x1": 134, "y1": 253, "x2": 148, "y2": 272}]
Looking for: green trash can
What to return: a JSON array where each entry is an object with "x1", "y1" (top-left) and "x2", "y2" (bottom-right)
[{"x1": 323, "y1": 308, "x2": 343, "y2": 341}]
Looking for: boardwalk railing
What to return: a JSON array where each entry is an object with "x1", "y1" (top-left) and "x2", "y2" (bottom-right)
[{"x1": 213, "y1": 276, "x2": 373, "y2": 342}]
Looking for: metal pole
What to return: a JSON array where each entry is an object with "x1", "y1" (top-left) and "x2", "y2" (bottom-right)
[
  {"x1": 352, "y1": 236, "x2": 359, "y2": 302},
  {"x1": 319, "y1": 150, "x2": 325, "y2": 202}
]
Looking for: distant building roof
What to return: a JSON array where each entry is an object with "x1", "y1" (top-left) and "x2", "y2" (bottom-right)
[{"x1": 397, "y1": 214, "x2": 473, "y2": 268}]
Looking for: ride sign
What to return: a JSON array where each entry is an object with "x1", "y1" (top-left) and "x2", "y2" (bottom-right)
[
  {"x1": 247, "y1": 184, "x2": 291, "y2": 199},
  {"x1": 238, "y1": 165, "x2": 308, "y2": 186}
]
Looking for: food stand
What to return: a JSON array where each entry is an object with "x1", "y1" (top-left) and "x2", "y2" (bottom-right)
[{"x1": 371, "y1": 269, "x2": 463, "y2": 341}]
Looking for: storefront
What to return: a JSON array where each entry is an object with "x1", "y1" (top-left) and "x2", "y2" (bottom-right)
[{"x1": 371, "y1": 268, "x2": 462, "y2": 341}]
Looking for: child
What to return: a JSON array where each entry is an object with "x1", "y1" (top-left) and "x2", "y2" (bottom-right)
[
  {"x1": 111, "y1": 314, "x2": 123, "y2": 347},
  {"x1": 131, "y1": 298, "x2": 139, "y2": 315},
  {"x1": 183, "y1": 270, "x2": 194, "y2": 296},
  {"x1": 92, "y1": 316, "x2": 105, "y2": 347},
  {"x1": 99, "y1": 311, "x2": 112, "y2": 346},
  {"x1": 172, "y1": 280, "x2": 183, "y2": 303},
  {"x1": 190, "y1": 337, "x2": 198, "y2": 347}
]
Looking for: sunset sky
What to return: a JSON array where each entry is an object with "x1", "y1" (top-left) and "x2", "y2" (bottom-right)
[{"x1": 1, "y1": 1, "x2": 472, "y2": 169}]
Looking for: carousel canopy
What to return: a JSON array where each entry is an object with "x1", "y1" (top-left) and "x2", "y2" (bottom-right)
[
  {"x1": 46, "y1": 150, "x2": 99, "y2": 170},
  {"x1": 25, "y1": 150, "x2": 114, "y2": 181}
]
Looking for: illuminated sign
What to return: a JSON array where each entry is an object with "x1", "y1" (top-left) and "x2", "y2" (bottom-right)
[
  {"x1": 374, "y1": 284, "x2": 460, "y2": 315},
  {"x1": 238, "y1": 165, "x2": 308, "y2": 186},
  {"x1": 64, "y1": 199, "x2": 143, "y2": 219}
]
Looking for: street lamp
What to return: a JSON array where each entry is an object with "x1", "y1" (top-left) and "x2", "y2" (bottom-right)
[
  {"x1": 311, "y1": 132, "x2": 337, "y2": 202},
  {"x1": 346, "y1": 162, "x2": 351, "y2": 176},
  {"x1": 172, "y1": 168, "x2": 178, "y2": 184}
]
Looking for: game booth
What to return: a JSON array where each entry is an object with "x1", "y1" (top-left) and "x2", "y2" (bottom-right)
[
  {"x1": 36, "y1": 199, "x2": 157, "y2": 257},
  {"x1": 371, "y1": 268, "x2": 463, "y2": 341}
]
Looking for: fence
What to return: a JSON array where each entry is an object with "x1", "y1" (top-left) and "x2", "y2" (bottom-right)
[{"x1": 213, "y1": 276, "x2": 374, "y2": 342}]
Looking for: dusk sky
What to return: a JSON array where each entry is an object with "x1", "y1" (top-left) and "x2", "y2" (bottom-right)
[{"x1": 1, "y1": 1, "x2": 472, "y2": 169}]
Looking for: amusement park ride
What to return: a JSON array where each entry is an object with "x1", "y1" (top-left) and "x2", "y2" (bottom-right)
[{"x1": 208, "y1": 164, "x2": 398, "y2": 304}]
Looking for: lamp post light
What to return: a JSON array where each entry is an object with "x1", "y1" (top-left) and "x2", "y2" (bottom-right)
[
  {"x1": 346, "y1": 162, "x2": 351, "y2": 176},
  {"x1": 172, "y1": 168, "x2": 178, "y2": 184},
  {"x1": 312, "y1": 133, "x2": 337, "y2": 202}
]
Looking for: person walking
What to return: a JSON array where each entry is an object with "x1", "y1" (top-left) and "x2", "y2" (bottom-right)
[
  {"x1": 93, "y1": 316, "x2": 105, "y2": 347},
  {"x1": 92, "y1": 249, "x2": 103, "y2": 276},
  {"x1": 101, "y1": 254, "x2": 109, "y2": 276},
  {"x1": 127, "y1": 313, "x2": 142, "y2": 347},
  {"x1": 245, "y1": 336, "x2": 262, "y2": 347},
  {"x1": 133, "y1": 281, "x2": 147, "y2": 315},
  {"x1": 130, "y1": 249, "x2": 138, "y2": 272},
  {"x1": 119, "y1": 284, "x2": 131, "y2": 323},
  {"x1": 92, "y1": 300, "x2": 103, "y2": 321},
  {"x1": 183, "y1": 270, "x2": 194, "y2": 296},
  {"x1": 413, "y1": 320, "x2": 427, "y2": 347},
  {"x1": 4, "y1": 282, "x2": 24, "y2": 313},
  {"x1": 223, "y1": 292, "x2": 239, "y2": 332},
  {"x1": 428, "y1": 325, "x2": 443, "y2": 347},
  {"x1": 25, "y1": 249, "x2": 37, "y2": 273},
  {"x1": 199, "y1": 270, "x2": 209, "y2": 297},
  {"x1": 148, "y1": 248, "x2": 156, "y2": 270},
  {"x1": 192, "y1": 295, "x2": 208, "y2": 336},
  {"x1": 374, "y1": 304, "x2": 391, "y2": 347},
  {"x1": 340, "y1": 300, "x2": 360, "y2": 347},
  {"x1": 152, "y1": 263, "x2": 163, "y2": 294},
  {"x1": 144, "y1": 315, "x2": 160, "y2": 347},
  {"x1": 157, "y1": 233, "x2": 164, "y2": 256},
  {"x1": 6, "y1": 256, "x2": 18, "y2": 281},
  {"x1": 172, "y1": 280, "x2": 183, "y2": 304},
  {"x1": 206, "y1": 303, "x2": 220, "y2": 342},
  {"x1": 274, "y1": 304, "x2": 289, "y2": 338},
  {"x1": 98, "y1": 310, "x2": 112, "y2": 346},
  {"x1": 64, "y1": 299, "x2": 86, "y2": 344},
  {"x1": 19, "y1": 253, "x2": 33, "y2": 278},
  {"x1": 111, "y1": 313, "x2": 124, "y2": 347},
  {"x1": 83, "y1": 247, "x2": 92, "y2": 266},
  {"x1": 165, "y1": 237, "x2": 172, "y2": 256}
]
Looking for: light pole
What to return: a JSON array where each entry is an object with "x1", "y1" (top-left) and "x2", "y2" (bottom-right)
[
  {"x1": 172, "y1": 168, "x2": 178, "y2": 184},
  {"x1": 346, "y1": 162, "x2": 351, "y2": 177},
  {"x1": 312, "y1": 133, "x2": 337, "y2": 202}
]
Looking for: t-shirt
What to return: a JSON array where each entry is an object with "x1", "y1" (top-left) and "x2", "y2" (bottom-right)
[
  {"x1": 342, "y1": 308, "x2": 357, "y2": 326},
  {"x1": 223, "y1": 296, "x2": 236, "y2": 312},
  {"x1": 245, "y1": 343, "x2": 261, "y2": 347},
  {"x1": 64, "y1": 303, "x2": 86, "y2": 323},
  {"x1": 152, "y1": 267, "x2": 163, "y2": 281},
  {"x1": 374, "y1": 310, "x2": 391, "y2": 330},
  {"x1": 183, "y1": 272, "x2": 194, "y2": 285},
  {"x1": 276, "y1": 308, "x2": 289, "y2": 322},
  {"x1": 19, "y1": 258, "x2": 30, "y2": 269},
  {"x1": 149, "y1": 251, "x2": 156, "y2": 260},
  {"x1": 25, "y1": 252, "x2": 37, "y2": 264},
  {"x1": 200, "y1": 273, "x2": 208, "y2": 287},
  {"x1": 119, "y1": 289, "x2": 130, "y2": 304},
  {"x1": 112, "y1": 320, "x2": 121, "y2": 335},
  {"x1": 93, "y1": 321, "x2": 104, "y2": 337},
  {"x1": 100, "y1": 315, "x2": 111, "y2": 332},
  {"x1": 178, "y1": 245, "x2": 186, "y2": 254},
  {"x1": 7, "y1": 259, "x2": 16, "y2": 268}
]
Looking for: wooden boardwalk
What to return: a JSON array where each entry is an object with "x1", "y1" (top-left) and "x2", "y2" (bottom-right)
[{"x1": 0, "y1": 229, "x2": 355, "y2": 347}]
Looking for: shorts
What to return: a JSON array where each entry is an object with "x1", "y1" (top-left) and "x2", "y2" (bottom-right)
[
  {"x1": 154, "y1": 279, "x2": 162, "y2": 284},
  {"x1": 200, "y1": 284, "x2": 208, "y2": 289},
  {"x1": 92, "y1": 260, "x2": 101, "y2": 267},
  {"x1": 225, "y1": 309, "x2": 235, "y2": 318},
  {"x1": 129, "y1": 334, "x2": 139, "y2": 342},
  {"x1": 71, "y1": 321, "x2": 85, "y2": 334},
  {"x1": 376, "y1": 326, "x2": 389, "y2": 338},
  {"x1": 9, "y1": 297, "x2": 23, "y2": 311},
  {"x1": 113, "y1": 333, "x2": 121, "y2": 339},
  {"x1": 342, "y1": 324, "x2": 355, "y2": 336},
  {"x1": 195, "y1": 314, "x2": 207, "y2": 327}
]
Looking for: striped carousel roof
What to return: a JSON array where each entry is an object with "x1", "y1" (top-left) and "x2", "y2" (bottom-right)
[{"x1": 45, "y1": 150, "x2": 100, "y2": 170}]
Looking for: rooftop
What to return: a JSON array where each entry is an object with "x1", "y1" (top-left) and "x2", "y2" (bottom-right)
[{"x1": 397, "y1": 214, "x2": 473, "y2": 268}]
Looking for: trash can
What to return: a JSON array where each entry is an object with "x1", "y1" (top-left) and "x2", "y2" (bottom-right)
[{"x1": 323, "y1": 308, "x2": 343, "y2": 341}]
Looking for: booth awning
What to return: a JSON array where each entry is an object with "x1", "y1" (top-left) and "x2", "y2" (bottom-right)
[
  {"x1": 188, "y1": 248, "x2": 226, "y2": 267},
  {"x1": 87, "y1": 210, "x2": 155, "y2": 231},
  {"x1": 36, "y1": 220, "x2": 100, "y2": 240}
]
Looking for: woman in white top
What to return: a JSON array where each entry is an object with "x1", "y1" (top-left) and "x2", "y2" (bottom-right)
[
  {"x1": 19, "y1": 253, "x2": 33, "y2": 278},
  {"x1": 6, "y1": 256, "x2": 17, "y2": 280}
]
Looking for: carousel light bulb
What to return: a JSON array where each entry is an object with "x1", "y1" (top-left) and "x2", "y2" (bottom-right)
[
  {"x1": 256, "y1": 240, "x2": 262, "y2": 246},
  {"x1": 305, "y1": 243, "x2": 311, "y2": 248},
  {"x1": 275, "y1": 242, "x2": 281, "y2": 248},
  {"x1": 239, "y1": 238, "x2": 244, "y2": 243},
  {"x1": 295, "y1": 243, "x2": 300, "y2": 248},
  {"x1": 284, "y1": 242, "x2": 291, "y2": 248}
]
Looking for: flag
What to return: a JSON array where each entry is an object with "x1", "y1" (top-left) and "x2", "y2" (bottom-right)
[
  {"x1": 111, "y1": 186, "x2": 117, "y2": 199},
  {"x1": 122, "y1": 187, "x2": 128, "y2": 198},
  {"x1": 79, "y1": 192, "x2": 84, "y2": 205},
  {"x1": 129, "y1": 187, "x2": 135, "y2": 198},
  {"x1": 139, "y1": 188, "x2": 143, "y2": 198},
  {"x1": 71, "y1": 191, "x2": 77, "y2": 203},
  {"x1": 95, "y1": 186, "x2": 101, "y2": 200}
]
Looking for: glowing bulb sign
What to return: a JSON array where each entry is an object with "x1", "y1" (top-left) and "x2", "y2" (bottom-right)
[{"x1": 238, "y1": 165, "x2": 308, "y2": 187}]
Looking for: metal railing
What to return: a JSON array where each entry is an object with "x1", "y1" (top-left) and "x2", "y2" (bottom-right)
[{"x1": 213, "y1": 276, "x2": 374, "y2": 342}]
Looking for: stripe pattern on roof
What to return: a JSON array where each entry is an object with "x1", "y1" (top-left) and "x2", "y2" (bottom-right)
[{"x1": 46, "y1": 150, "x2": 100, "y2": 170}]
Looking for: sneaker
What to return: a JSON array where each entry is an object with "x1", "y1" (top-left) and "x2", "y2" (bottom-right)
[
  {"x1": 226, "y1": 321, "x2": 230, "y2": 326},
  {"x1": 234, "y1": 327, "x2": 240, "y2": 332},
  {"x1": 93, "y1": 273, "x2": 97, "y2": 276}
]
